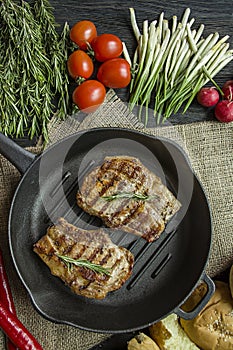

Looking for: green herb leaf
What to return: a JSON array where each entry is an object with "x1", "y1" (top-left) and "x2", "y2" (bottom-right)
[{"x1": 57, "y1": 254, "x2": 112, "y2": 276}]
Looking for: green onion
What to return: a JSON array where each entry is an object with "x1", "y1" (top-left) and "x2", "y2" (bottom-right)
[{"x1": 128, "y1": 7, "x2": 233, "y2": 124}]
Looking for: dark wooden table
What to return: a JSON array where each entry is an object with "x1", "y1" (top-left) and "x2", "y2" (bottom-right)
[{"x1": 50, "y1": 1, "x2": 233, "y2": 349}]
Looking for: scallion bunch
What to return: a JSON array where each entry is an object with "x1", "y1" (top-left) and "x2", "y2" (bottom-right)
[{"x1": 128, "y1": 8, "x2": 233, "y2": 124}]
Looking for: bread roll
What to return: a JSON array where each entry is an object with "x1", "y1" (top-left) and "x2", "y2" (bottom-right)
[
  {"x1": 230, "y1": 264, "x2": 233, "y2": 299},
  {"x1": 127, "y1": 332, "x2": 160, "y2": 350},
  {"x1": 180, "y1": 281, "x2": 233, "y2": 350},
  {"x1": 149, "y1": 313, "x2": 199, "y2": 349}
]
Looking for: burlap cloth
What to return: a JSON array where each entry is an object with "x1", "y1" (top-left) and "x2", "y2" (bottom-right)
[{"x1": 0, "y1": 89, "x2": 232, "y2": 349}]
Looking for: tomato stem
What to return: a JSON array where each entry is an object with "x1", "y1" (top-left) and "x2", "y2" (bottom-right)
[{"x1": 75, "y1": 77, "x2": 86, "y2": 85}]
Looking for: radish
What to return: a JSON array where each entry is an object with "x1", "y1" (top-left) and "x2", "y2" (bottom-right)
[
  {"x1": 197, "y1": 87, "x2": 220, "y2": 107},
  {"x1": 222, "y1": 80, "x2": 233, "y2": 101},
  {"x1": 214, "y1": 100, "x2": 233, "y2": 123}
]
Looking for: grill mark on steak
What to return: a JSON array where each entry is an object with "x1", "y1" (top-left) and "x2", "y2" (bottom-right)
[
  {"x1": 77, "y1": 281, "x2": 92, "y2": 291},
  {"x1": 77, "y1": 156, "x2": 181, "y2": 242},
  {"x1": 142, "y1": 225, "x2": 163, "y2": 241},
  {"x1": 33, "y1": 218, "x2": 134, "y2": 299},
  {"x1": 86, "y1": 247, "x2": 101, "y2": 262},
  {"x1": 97, "y1": 159, "x2": 147, "y2": 227},
  {"x1": 106, "y1": 201, "x2": 143, "y2": 228},
  {"x1": 119, "y1": 202, "x2": 144, "y2": 226},
  {"x1": 98, "y1": 159, "x2": 145, "y2": 195},
  {"x1": 99, "y1": 251, "x2": 112, "y2": 265}
]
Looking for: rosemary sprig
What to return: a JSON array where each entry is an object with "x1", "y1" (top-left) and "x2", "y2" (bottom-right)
[
  {"x1": 102, "y1": 192, "x2": 159, "y2": 201},
  {"x1": 57, "y1": 254, "x2": 112, "y2": 276}
]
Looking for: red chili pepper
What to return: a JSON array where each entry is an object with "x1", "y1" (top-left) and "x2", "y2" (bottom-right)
[
  {"x1": 0, "y1": 250, "x2": 16, "y2": 314},
  {"x1": 0, "y1": 249, "x2": 43, "y2": 350},
  {"x1": 6, "y1": 342, "x2": 18, "y2": 350},
  {"x1": 0, "y1": 299, "x2": 43, "y2": 350},
  {"x1": 0, "y1": 248, "x2": 18, "y2": 350}
]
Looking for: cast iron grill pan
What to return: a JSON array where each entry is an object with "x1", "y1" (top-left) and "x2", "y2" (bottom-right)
[{"x1": 0, "y1": 128, "x2": 214, "y2": 333}]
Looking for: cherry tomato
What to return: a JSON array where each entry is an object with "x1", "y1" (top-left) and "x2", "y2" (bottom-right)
[
  {"x1": 70, "y1": 20, "x2": 97, "y2": 51},
  {"x1": 97, "y1": 58, "x2": 131, "y2": 88},
  {"x1": 72, "y1": 80, "x2": 106, "y2": 113},
  {"x1": 67, "y1": 50, "x2": 94, "y2": 80},
  {"x1": 91, "y1": 34, "x2": 123, "y2": 62}
]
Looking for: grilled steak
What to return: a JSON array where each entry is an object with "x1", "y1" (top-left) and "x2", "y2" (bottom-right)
[
  {"x1": 33, "y1": 218, "x2": 134, "y2": 299},
  {"x1": 77, "y1": 156, "x2": 181, "y2": 242}
]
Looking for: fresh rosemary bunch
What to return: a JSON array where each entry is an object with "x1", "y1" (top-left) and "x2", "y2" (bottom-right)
[
  {"x1": 57, "y1": 254, "x2": 112, "y2": 276},
  {"x1": 129, "y1": 8, "x2": 233, "y2": 124},
  {"x1": 102, "y1": 192, "x2": 159, "y2": 201},
  {"x1": 0, "y1": 0, "x2": 72, "y2": 143},
  {"x1": 33, "y1": 0, "x2": 71, "y2": 119}
]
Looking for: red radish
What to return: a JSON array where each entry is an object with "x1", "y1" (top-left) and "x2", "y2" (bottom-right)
[
  {"x1": 214, "y1": 100, "x2": 233, "y2": 123},
  {"x1": 222, "y1": 80, "x2": 233, "y2": 101},
  {"x1": 197, "y1": 87, "x2": 220, "y2": 107}
]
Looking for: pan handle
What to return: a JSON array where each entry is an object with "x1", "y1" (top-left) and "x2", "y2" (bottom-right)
[
  {"x1": 0, "y1": 133, "x2": 36, "y2": 174},
  {"x1": 174, "y1": 273, "x2": 215, "y2": 320}
]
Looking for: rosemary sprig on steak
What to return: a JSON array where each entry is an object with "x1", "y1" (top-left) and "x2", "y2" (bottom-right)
[
  {"x1": 102, "y1": 192, "x2": 159, "y2": 201},
  {"x1": 57, "y1": 254, "x2": 112, "y2": 276}
]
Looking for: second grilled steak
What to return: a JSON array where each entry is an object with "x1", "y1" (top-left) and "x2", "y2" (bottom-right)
[
  {"x1": 77, "y1": 156, "x2": 181, "y2": 242},
  {"x1": 33, "y1": 218, "x2": 134, "y2": 299}
]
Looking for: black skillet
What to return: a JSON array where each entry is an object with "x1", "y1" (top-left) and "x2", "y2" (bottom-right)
[{"x1": 0, "y1": 128, "x2": 214, "y2": 333}]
